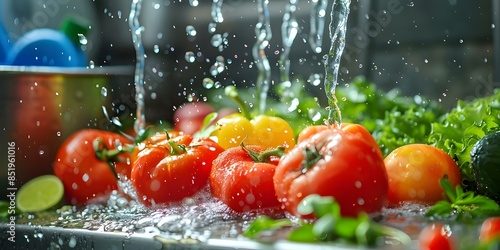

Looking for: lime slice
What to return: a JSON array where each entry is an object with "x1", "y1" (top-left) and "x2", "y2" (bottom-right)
[{"x1": 16, "y1": 175, "x2": 64, "y2": 213}]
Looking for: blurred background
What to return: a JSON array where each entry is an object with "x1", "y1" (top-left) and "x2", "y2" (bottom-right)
[
  {"x1": 0, "y1": 0, "x2": 498, "y2": 194},
  {"x1": 2, "y1": 0, "x2": 498, "y2": 117}
]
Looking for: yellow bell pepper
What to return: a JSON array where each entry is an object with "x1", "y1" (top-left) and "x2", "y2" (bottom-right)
[{"x1": 211, "y1": 86, "x2": 296, "y2": 151}]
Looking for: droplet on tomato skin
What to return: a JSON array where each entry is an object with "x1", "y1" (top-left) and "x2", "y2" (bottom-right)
[
  {"x1": 417, "y1": 190, "x2": 426, "y2": 199},
  {"x1": 296, "y1": 192, "x2": 303, "y2": 198},
  {"x1": 412, "y1": 170, "x2": 422, "y2": 180},
  {"x1": 246, "y1": 193, "x2": 255, "y2": 204},
  {"x1": 408, "y1": 188, "x2": 417, "y2": 198},
  {"x1": 150, "y1": 180, "x2": 161, "y2": 191},
  {"x1": 72, "y1": 182, "x2": 78, "y2": 190},
  {"x1": 82, "y1": 173, "x2": 90, "y2": 182},
  {"x1": 355, "y1": 181, "x2": 362, "y2": 188},
  {"x1": 357, "y1": 198, "x2": 365, "y2": 205}
]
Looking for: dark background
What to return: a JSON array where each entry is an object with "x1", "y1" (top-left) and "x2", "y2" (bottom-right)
[{"x1": 1, "y1": 0, "x2": 498, "y2": 122}]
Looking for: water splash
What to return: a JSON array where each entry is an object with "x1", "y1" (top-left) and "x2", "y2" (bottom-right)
[
  {"x1": 211, "y1": 0, "x2": 224, "y2": 23},
  {"x1": 279, "y1": 0, "x2": 299, "y2": 85},
  {"x1": 323, "y1": 0, "x2": 351, "y2": 126},
  {"x1": 309, "y1": 0, "x2": 328, "y2": 54},
  {"x1": 129, "y1": 0, "x2": 147, "y2": 135},
  {"x1": 253, "y1": 0, "x2": 272, "y2": 114}
]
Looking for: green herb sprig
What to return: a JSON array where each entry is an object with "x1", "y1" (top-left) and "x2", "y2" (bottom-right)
[
  {"x1": 244, "y1": 195, "x2": 411, "y2": 247},
  {"x1": 426, "y1": 177, "x2": 500, "y2": 219}
]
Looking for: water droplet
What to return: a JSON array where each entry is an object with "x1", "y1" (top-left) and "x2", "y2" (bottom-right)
[
  {"x1": 101, "y1": 87, "x2": 108, "y2": 97},
  {"x1": 208, "y1": 22, "x2": 217, "y2": 34},
  {"x1": 185, "y1": 51, "x2": 196, "y2": 63},
  {"x1": 189, "y1": 0, "x2": 199, "y2": 7},
  {"x1": 153, "y1": 45, "x2": 160, "y2": 53},
  {"x1": 186, "y1": 25, "x2": 197, "y2": 37},
  {"x1": 39, "y1": 150, "x2": 45, "y2": 155},
  {"x1": 78, "y1": 34, "x2": 88, "y2": 45},
  {"x1": 308, "y1": 73, "x2": 322, "y2": 86},
  {"x1": 210, "y1": 34, "x2": 223, "y2": 47},
  {"x1": 82, "y1": 174, "x2": 90, "y2": 182},
  {"x1": 202, "y1": 78, "x2": 215, "y2": 89}
]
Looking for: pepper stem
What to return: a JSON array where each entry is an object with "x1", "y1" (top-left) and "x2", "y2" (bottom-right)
[
  {"x1": 225, "y1": 85, "x2": 252, "y2": 119},
  {"x1": 240, "y1": 142, "x2": 285, "y2": 163}
]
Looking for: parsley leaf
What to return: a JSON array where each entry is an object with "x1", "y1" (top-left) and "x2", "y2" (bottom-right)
[
  {"x1": 426, "y1": 177, "x2": 500, "y2": 219},
  {"x1": 244, "y1": 195, "x2": 411, "y2": 247}
]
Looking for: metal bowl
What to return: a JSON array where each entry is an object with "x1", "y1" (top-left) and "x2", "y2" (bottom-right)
[{"x1": 0, "y1": 65, "x2": 135, "y2": 198}]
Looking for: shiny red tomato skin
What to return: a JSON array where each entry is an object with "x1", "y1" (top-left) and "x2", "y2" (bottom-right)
[
  {"x1": 479, "y1": 217, "x2": 500, "y2": 243},
  {"x1": 418, "y1": 223, "x2": 456, "y2": 250},
  {"x1": 53, "y1": 129, "x2": 132, "y2": 205},
  {"x1": 131, "y1": 135, "x2": 224, "y2": 206},
  {"x1": 210, "y1": 145, "x2": 282, "y2": 213},
  {"x1": 274, "y1": 127, "x2": 388, "y2": 218},
  {"x1": 173, "y1": 102, "x2": 215, "y2": 135}
]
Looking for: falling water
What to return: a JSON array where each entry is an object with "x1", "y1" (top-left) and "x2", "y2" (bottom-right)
[
  {"x1": 129, "y1": 0, "x2": 146, "y2": 135},
  {"x1": 253, "y1": 0, "x2": 272, "y2": 114},
  {"x1": 309, "y1": 0, "x2": 328, "y2": 54},
  {"x1": 279, "y1": 0, "x2": 299, "y2": 85},
  {"x1": 211, "y1": 0, "x2": 224, "y2": 23},
  {"x1": 324, "y1": 0, "x2": 351, "y2": 126}
]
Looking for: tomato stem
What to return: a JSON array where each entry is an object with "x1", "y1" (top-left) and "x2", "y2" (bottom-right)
[
  {"x1": 93, "y1": 138, "x2": 135, "y2": 181},
  {"x1": 166, "y1": 132, "x2": 187, "y2": 155},
  {"x1": 300, "y1": 146, "x2": 323, "y2": 173},
  {"x1": 225, "y1": 85, "x2": 252, "y2": 119},
  {"x1": 240, "y1": 142, "x2": 284, "y2": 163}
]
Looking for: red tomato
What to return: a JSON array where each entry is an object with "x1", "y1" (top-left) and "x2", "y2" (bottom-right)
[
  {"x1": 131, "y1": 133, "x2": 224, "y2": 206},
  {"x1": 274, "y1": 126, "x2": 388, "y2": 218},
  {"x1": 174, "y1": 102, "x2": 236, "y2": 135},
  {"x1": 297, "y1": 123, "x2": 382, "y2": 158},
  {"x1": 383, "y1": 144, "x2": 461, "y2": 206},
  {"x1": 53, "y1": 129, "x2": 133, "y2": 205},
  {"x1": 418, "y1": 223, "x2": 456, "y2": 250},
  {"x1": 173, "y1": 102, "x2": 215, "y2": 135},
  {"x1": 479, "y1": 217, "x2": 500, "y2": 243},
  {"x1": 210, "y1": 145, "x2": 282, "y2": 213},
  {"x1": 129, "y1": 130, "x2": 183, "y2": 164}
]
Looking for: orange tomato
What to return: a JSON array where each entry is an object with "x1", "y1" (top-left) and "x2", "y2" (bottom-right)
[{"x1": 383, "y1": 144, "x2": 461, "y2": 206}]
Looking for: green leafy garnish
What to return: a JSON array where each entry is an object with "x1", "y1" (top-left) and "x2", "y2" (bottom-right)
[
  {"x1": 428, "y1": 91, "x2": 500, "y2": 183},
  {"x1": 244, "y1": 195, "x2": 411, "y2": 247},
  {"x1": 193, "y1": 111, "x2": 219, "y2": 138},
  {"x1": 426, "y1": 177, "x2": 500, "y2": 219},
  {"x1": 243, "y1": 216, "x2": 293, "y2": 239}
]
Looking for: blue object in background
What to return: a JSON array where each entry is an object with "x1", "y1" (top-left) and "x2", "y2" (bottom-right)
[
  {"x1": 5, "y1": 18, "x2": 88, "y2": 67},
  {"x1": 0, "y1": 21, "x2": 12, "y2": 64}
]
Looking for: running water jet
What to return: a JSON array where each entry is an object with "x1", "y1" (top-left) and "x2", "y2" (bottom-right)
[
  {"x1": 129, "y1": 0, "x2": 147, "y2": 135},
  {"x1": 323, "y1": 0, "x2": 351, "y2": 126},
  {"x1": 253, "y1": 0, "x2": 272, "y2": 114}
]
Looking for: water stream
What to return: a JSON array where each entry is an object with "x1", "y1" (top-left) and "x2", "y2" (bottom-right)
[
  {"x1": 253, "y1": 0, "x2": 272, "y2": 114},
  {"x1": 323, "y1": 0, "x2": 351, "y2": 126},
  {"x1": 129, "y1": 0, "x2": 147, "y2": 135}
]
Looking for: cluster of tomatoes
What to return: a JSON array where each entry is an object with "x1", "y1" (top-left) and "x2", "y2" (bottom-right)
[{"x1": 53, "y1": 101, "x2": 495, "y2": 248}]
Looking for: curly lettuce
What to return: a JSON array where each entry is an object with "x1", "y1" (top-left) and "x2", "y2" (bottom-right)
[{"x1": 428, "y1": 91, "x2": 500, "y2": 183}]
